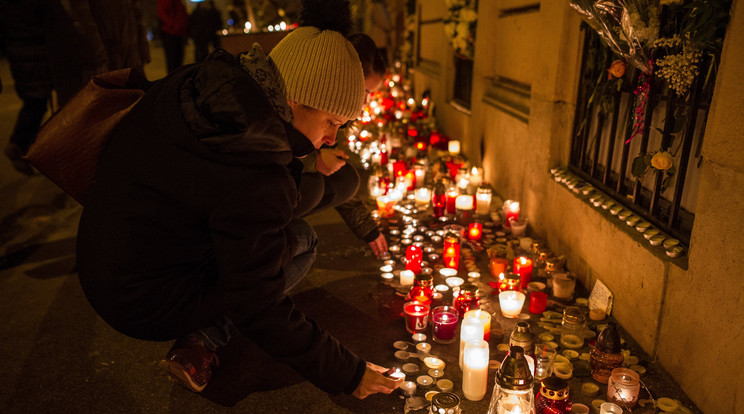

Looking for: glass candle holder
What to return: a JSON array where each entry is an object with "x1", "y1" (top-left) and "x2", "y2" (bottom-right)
[
  {"x1": 432, "y1": 181, "x2": 446, "y2": 218},
  {"x1": 509, "y1": 217, "x2": 528, "y2": 237},
  {"x1": 468, "y1": 222, "x2": 483, "y2": 241},
  {"x1": 503, "y1": 200, "x2": 520, "y2": 228},
  {"x1": 431, "y1": 306, "x2": 460, "y2": 344},
  {"x1": 607, "y1": 368, "x2": 641, "y2": 408},
  {"x1": 446, "y1": 186, "x2": 460, "y2": 215},
  {"x1": 448, "y1": 139, "x2": 461, "y2": 156},
  {"x1": 443, "y1": 234, "x2": 461, "y2": 270},
  {"x1": 475, "y1": 186, "x2": 492, "y2": 215},
  {"x1": 403, "y1": 301, "x2": 430, "y2": 334},
  {"x1": 405, "y1": 245, "x2": 423, "y2": 274},
  {"x1": 414, "y1": 187, "x2": 431, "y2": 205},
  {"x1": 376, "y1": 195, "x2": 396, "y2": 218},
  {"x1": 490, "y1": 257, "x2": 508, "y2": 278},
  {"x1": 499, "y1": 291, "x2": 526, "y2": 318},
  {"x1": 560, "y1": 306, "x2": 586, "y2": 349}
]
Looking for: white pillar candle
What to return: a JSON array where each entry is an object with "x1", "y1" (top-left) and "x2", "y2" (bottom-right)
[
  {"x1": 400, "y1": 270, "x2": 415, "y2": 286},
  {"x1": 459, "y1": 317, "x2": 484, "y2": 368},
  {"x1": 448, "y1": 140, "x2": 461, "y2": 155},
  {"x1": 462, "y1": 339, "x2": 489, "y2": 401}
]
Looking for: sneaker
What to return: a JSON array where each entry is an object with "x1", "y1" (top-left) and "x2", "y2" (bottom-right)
[
  {"x1": 158, "y1": 334, "x2": 219, "y2": 392},
  {"x1": 4, "y1": 142, "x2": 34, "y2": 176}
]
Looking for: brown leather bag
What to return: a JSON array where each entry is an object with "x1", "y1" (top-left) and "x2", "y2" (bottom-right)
[{"x1": 24, "y1": 68, "x2": 148, "y2": 205}]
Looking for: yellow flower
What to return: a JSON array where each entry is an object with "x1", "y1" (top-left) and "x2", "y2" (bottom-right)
[
  {"x1": 607, "y1": 60, "x2": 627, "y2": 79},
  {"x1": 651, "y1": 151, "x2": 674, "y2": 171}
]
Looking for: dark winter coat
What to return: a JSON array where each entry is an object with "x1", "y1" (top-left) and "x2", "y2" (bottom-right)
[{"x1": 76, "y1": 48, "x2": 365, "y2": 395}]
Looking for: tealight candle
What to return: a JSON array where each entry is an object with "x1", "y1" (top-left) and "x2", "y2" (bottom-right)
[
  {"x1": 436, "y1": 379, "x2": 454, "y2": 393},
  {"x1": 381, "y1": 272, "x2": 394, "y2": 280},
  {"x1": 400, "y1": 380, "x2": 417, "y2": 396},
  {"x1": 462, "y1": 339, "x2": 489, "y2": 401},
  {"x1": 445, "y1": 277, "x2": 464, "y2": 288},
  {"x1": 400, "y1": 270, "x2": 415, "y2": 286},
  {"x1": 380, "y1": 265, "x2": 393, "y2": 273},
  {"x1": 416, "y1": 342, "x2": 432, "y2": 353},
  {"x1": 499, "y1": 291, "x2": 526, "y2": 318},
  {"x1": 424, "y1": 357, "x2": 445, "y2": 370},
  {"x1": 389, "y1": 244, "x2": 401, "y2": 253},
  {"x1": 416, "y1": 375, "x2": 434, "y2": 388}
]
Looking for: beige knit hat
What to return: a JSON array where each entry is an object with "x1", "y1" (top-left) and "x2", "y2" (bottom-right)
[{"x1": 270, "y1": 27, "x2": 365, "y2": 121}]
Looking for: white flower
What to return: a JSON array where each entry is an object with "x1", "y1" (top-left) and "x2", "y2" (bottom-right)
[
  {"x1": 456, "y1": 22, "x2": 471, "y2": 38},
  {"x1": 460, "y1": 7, "x2": 477, "y2": 22},
  {"x1": 444, "y1": 22, "x2": 457, "y2": 38}
]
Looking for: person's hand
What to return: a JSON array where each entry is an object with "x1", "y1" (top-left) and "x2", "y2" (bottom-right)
[
  {"x1": 352, "y1": 362, "x2": 403, "y2": 399},
  {"x1": 316, "y1": 148, "x2": 349, "y2": 176},
  {"x1": 367, "y1": 234, "x2": 388, "y2": 259}
]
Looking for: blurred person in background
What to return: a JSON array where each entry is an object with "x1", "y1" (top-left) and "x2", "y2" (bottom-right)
[
  {"x1": 157, "y1": 0, "x2": 189, "y2": 73},
  {"x1": 189, "y1": 0, "x2": 222, "y2": 63}
]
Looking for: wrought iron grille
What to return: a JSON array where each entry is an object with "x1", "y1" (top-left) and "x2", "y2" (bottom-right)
[{"x1": 569, "y1": 29, "x2": 721, "y2": 246}]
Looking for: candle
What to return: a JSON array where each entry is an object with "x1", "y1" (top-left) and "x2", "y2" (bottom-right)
[
  {"x1": 400, "y1": 269, "x2": 415, "y2": 286},
  {"x1": 405, "y1": 170, "x2": 416, "y2": 191},
  {"x1": 440, "y1": 268, "x2": 458, "y2": 278},
  {"x1": 499, "y1": 291, "x2": 526, "y2": 318},
  {"x1": 468, "y1": 222, "x2": 482, "y2": 241},
  {"x1": 405, "y1": 245, "x2": 423, "y2": 274},
  {"x1": 403, "y1": 301, "x2": 430, "y2": 333},
  {"x1": 432, "y1": 306, "x2": 459, "y2": 343},
  {"x1": 503, "y1": 200, "x2": 520, "y2": 228},
  {"x1": 400, "y1": 380, "x2": 417, "y2": 396},
  {"x1": 475, "y1": 186, "x2": 492, "y2": 215},
  {"x1": 414, "y1": 187, "x2": 431, "y2": 205},
  {"x1": 455, "y1": 195, "x2": 474, "y2": 210},
  {"x1": 465, "y1": 309, "x2": 492, "y2": 341},
  {"x1": 513, "y1": 256, "x2": 533, "y2": 289},
  {"x1": 509, "y1": 217, "x2": 528, "y2": 237},
  {"x1": 607, "y1": 368, "x2": 641, "y2": 408},
  {"x1": 413, "y1": 164, "x2": 426, "y2": 188},
  {"x1": 376, "y1": 195, "x2": 396, "y2": 218},
  {"x1": 448, "y1": 139, "x2": 461, "y2": 155},
  {"x1": 446, "y1": 186, "x2": 459, "y2": 215},
  {"x1": 443, "y1": 235, "x2": 461, "y2": 270},
  {"x1": 519, "y1": 237, "x2": 533, "y2": 251},
  {"x1": 529, "y1": 291, "x2": 548, "y2": 314},
  {"x1": 469, "y1": 167, "x2": 483, "y2": 187},
  {"x1": 423, "y1": 357, "x2": 445, "y2": 370},
  {"x1": 459, "y1": 317, "x2": 484, "y2": 368},
  {"x1": 490, "y1": 257, "x2": 508, "y2": 278},
  {"x1": 462, "y1": 339, "x2": 489, "y2": 401},
  {"x1": 456, "y1": 169, "x2": 470, "y2": 191}
]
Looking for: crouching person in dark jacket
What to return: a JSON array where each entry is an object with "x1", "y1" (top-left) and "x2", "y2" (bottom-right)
[{"x1": 76, "y1": 6, "x2": 402, "y2": 398}]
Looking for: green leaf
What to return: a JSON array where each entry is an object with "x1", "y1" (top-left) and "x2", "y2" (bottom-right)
[{"x1": 632, "y1": 155, "x2": 649, "y2": 179}]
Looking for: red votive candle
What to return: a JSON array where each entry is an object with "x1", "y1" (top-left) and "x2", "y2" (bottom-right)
[
  {"x1": 529, "y1": 291, "x2": 548, "y2": 314},
  {"x1": 432, "y1": 306, "x2": 459, "y2": 343},
  {"x1": 468, "y1": 222, "x2": 482, "y2": 241},
  {"x1": 443, "y1": 235, "x2": 461, "y2": 270},
  {"x1": 403, "y1": 301, "x2": 430, "y2": 333},
  {"x1": 406, "y1": 245, "x2": 423, "y2": 274},
  {"x1": 513, "y1": 256, "x2": 534, "y2": 289}
]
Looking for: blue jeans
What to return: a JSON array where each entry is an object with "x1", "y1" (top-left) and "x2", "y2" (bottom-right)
[{"x1": 196, "y1": 218, "x2": 318, "y2": 350}]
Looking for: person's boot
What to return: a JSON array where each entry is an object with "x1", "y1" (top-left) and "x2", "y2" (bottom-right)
[{"x1": 4, "y1": 142, "x2": 34, "y2": 175}]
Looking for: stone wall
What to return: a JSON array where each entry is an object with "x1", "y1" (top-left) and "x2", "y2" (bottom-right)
[{"x1": 411, "y1": 0, "x2": 743, "y2": 411}]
